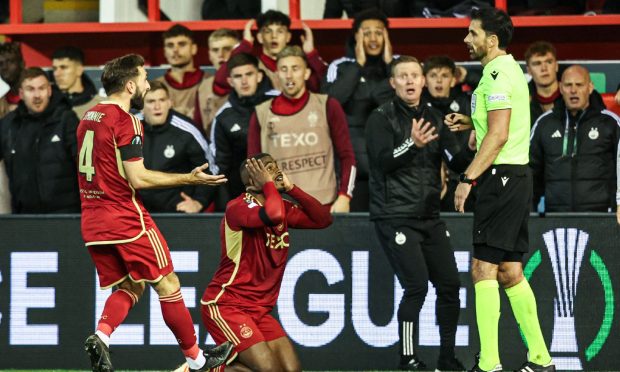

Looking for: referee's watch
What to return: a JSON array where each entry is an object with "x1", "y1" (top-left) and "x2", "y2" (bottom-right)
[{"x1": 459, "y1": 173, "x2": 477, "y2": 186}]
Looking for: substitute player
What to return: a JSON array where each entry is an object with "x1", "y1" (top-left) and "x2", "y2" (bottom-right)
[
  {"x1": 445, "y1": 9, "x2": 555, "y2": 372},
  {"x1": 78, "y1": 53, "x2": 232, "y2": 372},
  {"x1": 200, "y1": 154, "x2": 332, "y2": 371}
]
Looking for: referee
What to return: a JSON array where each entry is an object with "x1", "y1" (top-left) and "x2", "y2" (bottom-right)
[{"x1": 446, "y1": 8, "x2": 555, "y2": 372}]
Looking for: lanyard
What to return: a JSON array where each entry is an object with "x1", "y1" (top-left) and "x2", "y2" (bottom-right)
[{"x1": 562, "y1": 109, "x2": 586, "y2": 157}]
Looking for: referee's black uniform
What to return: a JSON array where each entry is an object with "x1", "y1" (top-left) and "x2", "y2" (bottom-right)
[{"x1": 366, "y1": 96, "x2": 474, "y2": 368}]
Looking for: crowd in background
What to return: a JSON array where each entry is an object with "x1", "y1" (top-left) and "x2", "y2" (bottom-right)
[{"x1": 0, "y1": 6, "x2": 619, "y2": 216}]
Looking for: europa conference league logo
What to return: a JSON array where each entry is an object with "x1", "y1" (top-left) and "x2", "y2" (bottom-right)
[{"x1": 524, "y1": 228, "x2": 614, "y2": 370}]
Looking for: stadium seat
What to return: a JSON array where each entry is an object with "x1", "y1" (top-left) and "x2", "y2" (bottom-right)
[{"x1": 601, "y1": 93, "x2": 620, "y2": 116}]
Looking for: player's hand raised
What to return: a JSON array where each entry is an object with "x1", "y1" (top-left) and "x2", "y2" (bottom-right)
[
  {"x1": 243, "y1": 19, "x2": 255, "y2": 44},
  {"x1": 189, "y1": 163, "x2": 227, "y2": 185},
  {"x1": 246, "y1": 158, "x2": 273, "y2": 190},
  {"x1": 300, "y1": 22, "x2": 315, "y2": 54}
]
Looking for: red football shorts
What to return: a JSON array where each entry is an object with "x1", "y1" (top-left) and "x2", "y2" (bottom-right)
[
  {"x1": 201, "y1": 302, "x2": 287, "y2": 354},
  {"x1": 88, "y1": 226, "x2": 174, "y2": 289}
]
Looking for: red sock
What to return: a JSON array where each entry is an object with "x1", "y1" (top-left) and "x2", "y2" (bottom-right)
[
  {"x1": 159, "y1": 289, "x2": 199, "y2": 357},
  {"x1": 96, "y1": 289, "x2": 137, "y2": 336}
]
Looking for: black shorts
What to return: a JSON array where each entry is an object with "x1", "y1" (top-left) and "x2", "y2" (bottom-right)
[{"x1": 473, "y1": 164, "x2": 531, "y2": 253}]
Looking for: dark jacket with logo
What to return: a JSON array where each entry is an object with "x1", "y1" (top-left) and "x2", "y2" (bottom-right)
[
  {"x1": 366, "y1": 96, "x2": 474, "y2": 220},
  {"x1": 530, "y1": 94, "x2": 620, "y2": 212},
  {"x1": 211, "y1": 77, "x2": 276, "y2": 199},
  {"x1": 0, "y1": 91, "x2": 80, "y2": 213},
  {"x1": 140, "y1": 110, "x2": 215, "y2": 213},
  {"x1": 423, "y1": 88, "x2": 475, "y2": 212},
  {"x1": 322, "y1": 40, "x2": 395, "y2": 179}
]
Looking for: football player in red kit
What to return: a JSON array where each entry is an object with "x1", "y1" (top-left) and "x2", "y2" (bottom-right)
[
  {"x1": 200, "y1": 154, "x2": 332, "y2": 371},
  {"x1": 77, "y1": 53, "x2": 232, "y2": 372}
]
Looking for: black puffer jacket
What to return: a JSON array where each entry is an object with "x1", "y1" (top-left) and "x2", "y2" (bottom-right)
[
  {"x1": 322, "y1": 39, "x2": 395, "y2": 179},
  {"x1": 366, "y1": 96, "x2": 474, "y2": 220},
  {"x1": 211, "y1": 77, "x2": 276, "y2": 198},
  {"x1": 530, "y1": 94, "x2": 620, "y2": 212},
  {"x1": 0, "y1": 91, "x2": 80, "y2": 213}
]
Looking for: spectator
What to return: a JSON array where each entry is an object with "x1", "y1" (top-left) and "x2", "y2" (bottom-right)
[
  {"x1": 214, "y1": 10, "x2": 327, "y2": 95},
  {"x1": 51, "y1": 46, "x2": 104, "y2": 119},
  {"x1": 248, "y1": 46, "x2": 356, "y2": 212},
  {"x1": 0, "y1": 42, "x2": 24, "y2": 117},
  {"x1": 525, "y1": 41, "x2": 562, "y2": 125},
  {"x1": 530, "y1": 64, "x2": 620, "y2": 212},
  {"x1": 201, "y1": 0, "x2": 261, "y2": 20},
  {"x1": 366, "y1": 56, "x2": 472, "y2": 371},
  {"x1": 422, "y1": 55, "x2": 474, "y2": 212},
  {"x1": 211, "y1": 53, "x2": 276, "y2": 203},
  {"x1": 322, "y1": 8, "x2": 395, "y2": 211},
  {"x1": 0, "y1": 67, "x2": 80, "y2": 213},
  {"x1": 194, "y1": 28, "x2": 240, "y2": 135},
  {"x1": 156, "y1": 24, "x2": 208, "y2": 127},
  {"x1": 140, "y1": 81, "x2": 215, "y2": 213}
]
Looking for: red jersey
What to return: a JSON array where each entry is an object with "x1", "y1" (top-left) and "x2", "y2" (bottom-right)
[
  {"x1": 201, "y1": 182, "x2": 332, "y2": 308},
  {"x1": 77, "y1": 102, "x2": 153, "y2": 245}
]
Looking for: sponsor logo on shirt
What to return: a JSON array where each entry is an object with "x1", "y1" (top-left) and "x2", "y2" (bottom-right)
[
  {"x1": 487, "y1": 94, "x2": 508, "y2": 103},
  {"x1": 266, "y1": 231, "x2": 289, "y2": 250}
]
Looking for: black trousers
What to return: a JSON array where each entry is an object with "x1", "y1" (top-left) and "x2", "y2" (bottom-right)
[{"x1": 374, "y1": 218, "x2": 461, "y2": 358}]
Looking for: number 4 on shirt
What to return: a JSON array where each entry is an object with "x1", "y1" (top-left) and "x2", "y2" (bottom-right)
[{"x1": 79, "y1": 130, "x2": 96, "y2": 182}]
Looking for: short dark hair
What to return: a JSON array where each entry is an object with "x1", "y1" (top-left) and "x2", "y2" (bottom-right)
[
  {"x1": 209, "y1": 28, "x2": 240, "y2": 44},
  {"x1": 240, "y1": 153, "x2": 274, "y2": 186},
  {"x1": 227, "y1": 52, "x2": 259, "y2": 74},
  {"x1": 101, "y1": 54, "x2": 145, "y2": 96},
  {"x1": 390, "y1": 55, "x2": 421, "y2": 77},
  {"x1": 423, "y1": 55, "x2": 456, "y2": 75},
  {"x1": 18, "y1": 67, "x2": 49, "y2": 88},
  {"x1": 524, "y1": 41, "x2": 557, "y2": 64},
  {"x1": 162, "y1": 24, "x2": 194, "y2": 42},
  {"x1": 470, "y1": 8, "x2": 513, "y2": 50},
  {"x1": 0, "y1": 42, "x2": 24, "y2": 62},
  {"x1": 52, "y1": 46, "x2": 85, "y2": 64},
  {"x1": 146, "y1": 80, "x2": 169, "y2": 96},
  {"x1": 256, "y1": 10, "x2": 290, "y2": 30},
  {"x1": 352, "y1": 8, "x2": 389, "y2": 33},
  {"x1": 276, "y1": 45, "x2": 308, "y2": 66}
]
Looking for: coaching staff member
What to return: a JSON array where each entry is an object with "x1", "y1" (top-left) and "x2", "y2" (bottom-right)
[
  {"x1": 446, "y1": 8, "x2": 554, "y2": 372},
  {"x1": 367, "y1": 55, "x2": 474, "y2": 371}
]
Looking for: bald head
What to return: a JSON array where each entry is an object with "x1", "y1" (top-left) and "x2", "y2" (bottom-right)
[{"x1": 560, "y1": 64, "x2": 593, "y2": 115}]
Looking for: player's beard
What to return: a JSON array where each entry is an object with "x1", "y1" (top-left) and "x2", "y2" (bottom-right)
[{"x1": 130, "y1": 87, "x2": 145, "y2": 110}]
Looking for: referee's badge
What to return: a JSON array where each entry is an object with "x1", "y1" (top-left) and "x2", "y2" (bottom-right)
[
  {"x1": 395, "y1": 231, "x2": 406, "y2": 245},
  {"x1": 588, "y1": 127, "x2": 599, "y2": 140},
  {"x1": 471, "y1": 94, "x2": 477, "y2": 114}
]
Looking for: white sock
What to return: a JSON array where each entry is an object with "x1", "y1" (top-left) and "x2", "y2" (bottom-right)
[
  {"x1": 185, "y1": 350, "x2": 206, "y2": 370},
  {"x1": 95, "y1": 330, "x2": 110, "y2": 348}
]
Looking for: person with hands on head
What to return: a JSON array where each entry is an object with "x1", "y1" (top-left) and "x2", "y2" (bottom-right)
[
  {"x1": 366, "y1": 55, "x2": 473, "y2": 372},
  {"x1": 198, "y1": 153, "x2": 332, "y2": 372},
  {"x1": 451, "y1": 8, "x2": 555, "y2": 372},
  {"x1": 77, "y1": 53, "x2": 232, "y2": 372},
  {"x1": 323, "y1": 8, "x2": 396, "y2": 211},
  {"x1": 213, "y1": 10, "x2": 327, "y2": 95}
]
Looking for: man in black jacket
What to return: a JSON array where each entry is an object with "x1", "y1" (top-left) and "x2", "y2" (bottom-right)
[
  {"x1": 323, "y1": 8, "x2": 395, "y2": 211},
  {"x1": 210, "y1": 52, "x2": 276, "y2": 204},
  {"x1": 366, "y1": 56, "x2": 473, "y2": 371},
  {"x1": 140, "y1": 80, "x2": 215, "y2": 213},
  {"x1": 530, "y1": 65, "x2": 620, "y2": 212},
  {"x1": 0, "y1": 67, "x2": 80, "y2": 213},
  {"x1": 51, "y1": 46, "x2": 104, "y2": 119},
  {"x1": 422, "y1": 55, "x2": 474, "y2": 212}
]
